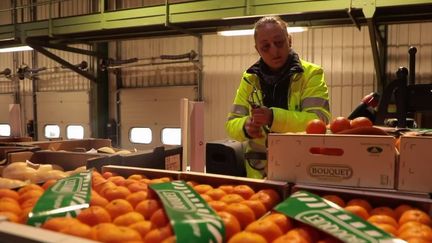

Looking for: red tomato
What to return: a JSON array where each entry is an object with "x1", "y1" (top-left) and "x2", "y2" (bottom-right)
[
  {"x1": 306, "y1": 119, "x2": 327, "y2": 134},
  {"x1": 350, "y1": 117, "x2": 373, "y2": 128},
  {"x1": 330, "y1": 117, "x2": 351, "y2": 133}
]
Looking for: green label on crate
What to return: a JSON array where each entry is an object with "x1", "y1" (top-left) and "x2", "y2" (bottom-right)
[
  {"x1": 27, "y1": 170, "x2": 92, "y2": 227},
  {"x1": 275, "y1": 191, "x2": 402, "y2": 243},
  {"x1": 150, "y1": 181, "x2": 225, "y2": 243}
]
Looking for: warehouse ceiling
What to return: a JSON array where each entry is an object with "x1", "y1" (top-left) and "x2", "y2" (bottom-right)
[{"x1": 0, "y1": 0, "x2": 431, "y2": 46}]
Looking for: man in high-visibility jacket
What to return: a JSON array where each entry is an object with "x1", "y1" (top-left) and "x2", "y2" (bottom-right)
[{"x1": 226, "y1": 16, "x2": 331, "y2": 178}]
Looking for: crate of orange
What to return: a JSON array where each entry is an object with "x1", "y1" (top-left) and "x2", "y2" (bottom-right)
[
  {"x1": 267, "y1": 117, "x2": 397, "y2": 189},
  {"x1": 289, "y1": 183, "x2": 432, "y2": 242}
]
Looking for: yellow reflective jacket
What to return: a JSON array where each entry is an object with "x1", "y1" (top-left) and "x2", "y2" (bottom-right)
[{"x1": 226, "y1": 58, "x2": 331, "y2": 179}]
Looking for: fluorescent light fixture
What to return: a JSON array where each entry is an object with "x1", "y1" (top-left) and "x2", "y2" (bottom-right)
[
  {"x1": 218, "y1": 27, "x2": 307, "y2": 36},
  {"x1": 0, "y1": 45, "x2": 33, "y2": 53}
]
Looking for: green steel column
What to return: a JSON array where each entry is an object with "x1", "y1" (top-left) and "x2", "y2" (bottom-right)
[{"x1": 91, "y1": 42, "x2": 109, "y2": 139}]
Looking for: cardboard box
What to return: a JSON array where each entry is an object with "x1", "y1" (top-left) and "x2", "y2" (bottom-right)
[
  {"x1": 7, "y1": 150, "x2": 107, "y2": 171},
  {"x1": 268, "y1": 133, "x2": 396, "y2": 189},
  {"x1": 18, "y1": 138, "x2": 112, "y2": 152},
  {"x1": 398, "y1": 135, "x2": 432, "y2": 193},
  {"x1": 88, "y1": 146, "x2": 182, "y2": 172},
  {"x1": 0, "y1": 145, "x2": 39, "y2": 165}
]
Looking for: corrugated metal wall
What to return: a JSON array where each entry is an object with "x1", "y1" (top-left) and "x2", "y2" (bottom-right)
[
  {"x1": 388, "y1": 23, "x2": 432, "y2": 85},
  {"x1": 119, "y1": 37, "x2": 198, "y2": 88}
]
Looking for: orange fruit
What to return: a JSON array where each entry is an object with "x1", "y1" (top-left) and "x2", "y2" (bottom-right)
[
  {"x1": 128, "y1": 174, "x2": 144, "y2": 180},
  {"x1": 127, "y1": 181, "x2": 149, "y2": 193},
  {"x1": 90, "y1": 194, "x2": 109, "y2": 207},
  {"x1": 200, "y1": 194, "x2": 213, "y2": 202},
  {"x1": 17, "y1": 184, "x2": 44, "y2": 195},
  {"x1": 0, "y1": 188, "x2": 19, "y2": 200},
  {"x1": 322, "y1": 195, "x2": 345, "y2": 208},
  {"x1": 370, "y1": 206, "x2": 397, "y2": 219},
  {"x1": 59, "y1": 221, "x2": 92, "y2": 239},
  {"x1": 346, "y1": 198, "x2": 372, "y2": 212},
  {"x1": 193, "y1": 184, "x2": 213, "y2": 194},
  {"x1": 218, "y1": 185, "x2": 235, "y2": 194},
  {"x1": 18, "y1": 207, "x2": 32, "y2": 224},
  {"x1": 227, "y1": 231, "x2": 267, "y2": 243},
  {"x1": 161, "y1": 235, "x2": 176, "y2": 243},
  {"x1": 42, "y1": 217, "x2": 81, "y2": 231},
  {"x1": 104, "y1": 199, "x2": 134, "y2": 220},
  {"x1": 125, "y1": 191, "x2": 148, "y2": 208},
  {"x1": 284, "y1": 227, "x2": 317, "y2": 242},
  {"x1": 399, "y1": 209, "x2": 432, "y2": 226},
  {"x1": 220, "y1": 194, "x2": 245, "y2": 204},
  {"x1": 208, "y1": 200, "x2": 228, "y2": 212},
  {"x1": 143, "y1": 225, "x2": 173, "y2": 243},
  {"x1": 186, "y1": 180, "x2": 199, "y2": 187},
  {"x1": 129, "y1": 220, "x2": 153, "y2": 239},
  {"x1": 232, "y1": 185, "x2": 255, "y2": 200},
  {"x1": 240, "y1": 200, "x2": 267, "y2": 219},
  {"x1": 245, "y1": 219, "x2": 283, "y2": 242},
  {"x1": 398, "y1": 224, "x2": 432, "y2": 241},
  {"x1": 150, "y1": 208, "x2": 169, "y2": 228},
  {"x1": 0, "y1": 211, "x2": 19, "y2": 223},
  {"x1": 398, "y1": 222, "x2": 432, "y2": 235},
  {"x1": 95, "y1": 181, "x2": 117, "y2": 195},
  {"x1": 350, "y1": 117, "x2": 373, "y2": 128},
  {"x1": 102, "y1": 171, "x2": 114, "y2": 179},
  {"x1": 306, "y1": 119, "x2": 327, "y2": 134},
  {"x1": 262, "y1": 212, "x2": 293, "y2": 233},
  {"x1": 18, "y1": 189, "x2": 43, "y2": 204},
  {"x1": 249, "y1": 189, "x2": 281, "y2": 210},
  {"x1": 149, "y1": 178, "x2": 167, "y2": 184},
  {"x1": 113, "y1": 211, "x2": 144, "y2": 226},
  {"x1": 330, "y1": 116, "x2": 351, "y2": 133},
  {"x1": 217, "y1": 211, "x2": 241, "y2": 241},
  {"x1": 317, "y1": 236, "x2": 343, "y2": 243},
  {"x1": 371, "y1": 222, "x2": 397, "y2": 236},
  {"x1": 344, "y1": 205, "x2": 370, "y2": 220},
  {"x1": 394, "y1": 204, "x2": 414, "y2": 220},
  {"x1": 107, "y1": 175, "x2": 127, "y2": 186},
  {"x1": 135, "y1": 199, "x2": 161, "y2": 220},
  {"x1": 90, "y1": 223, "x2": 142, "y2": 242},
  {"x1": 0, "y1": 199, "x2": 22, "y2": 215},
  {"x1": 100, "y1": 186, "x2": 131, "y2": 201},
  {"x1": 225, "y1": 203, "x2": 256, "y2": 229},
  {"x1": 205, "y1": 188, "x2": 227, "y2": 201},
  {"x1": 41, "y1": 179, "x2": 58, "y2": 190},
  {"x1": 367, "y1": 214, "x2": 398, "y2": 228},
  {"x1": 77, "y1": 205, "x2": 112, "y2": 226}
]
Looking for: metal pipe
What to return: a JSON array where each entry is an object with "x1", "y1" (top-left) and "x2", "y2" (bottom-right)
[{"x1": 408, "y1": 46, "x2": 417, "y2": 85}]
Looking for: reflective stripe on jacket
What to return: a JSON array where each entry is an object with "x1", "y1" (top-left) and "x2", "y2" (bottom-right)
[{"x1": 225, "y1": 59, "x2": 331, "y2": 178}]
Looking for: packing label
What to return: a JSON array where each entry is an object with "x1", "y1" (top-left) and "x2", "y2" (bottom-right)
[
  {"x1": 275, "y1": 190, "x2": 405, "y2": 243},
  {"x1": 27, "y1": 170, "x2": 92, "y2": 227},
  {"x1": 150, "y1": 180, "x2": 225, "y2": 243}
]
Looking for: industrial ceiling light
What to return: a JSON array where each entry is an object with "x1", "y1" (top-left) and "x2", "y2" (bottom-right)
[
  {"x1": 0, "y1": 45, "x2": 33, "y2": 53},
  {"x1": 218, "y1": 27, "x2": 307, "y2": 36}
]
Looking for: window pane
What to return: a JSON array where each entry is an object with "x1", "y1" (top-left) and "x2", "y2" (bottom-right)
[
  {"x1": 162, "y1": 128, "x2": 181, "y2": 145},
  {"x1": 130, "y1": 127, "x2": 152, "y2": 144},
  {"x1": 67, "y1": 125, "x2": 84, "y2": 139},
  {"x1": 0, "y1": 124, "x2": 11, "y2": 136},
  {"x1": 44, "y1": 125, "x2": 60, "y2": 138}
]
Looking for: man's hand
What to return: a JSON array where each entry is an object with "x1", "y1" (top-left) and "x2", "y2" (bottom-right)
[
  {"x1": 251, "y1": 107, "x2": 273, "y2": 127},
  {"x1": 245, "y1": 117, "x2": 263, "y2": 138},
  {"x1": 244, "y1": 107, "x2": 273, "y2": 138}
]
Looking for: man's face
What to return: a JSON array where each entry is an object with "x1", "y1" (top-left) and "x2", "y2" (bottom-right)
[{"x1": 255, "y1": 23, "x2": 291, "y2": 71}]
